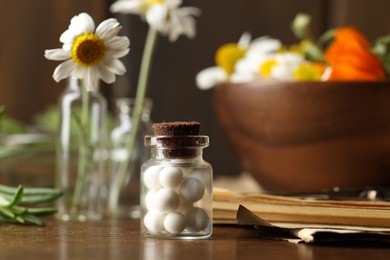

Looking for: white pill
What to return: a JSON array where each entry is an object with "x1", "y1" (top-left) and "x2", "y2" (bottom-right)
[
  {"x1": 159, "y1": 167, "x2": 183, "y2": 188},
  {"x1": 185, "y1": 207, "x2": 210, "y2": 232},
  {"x1": 178, "y1": 177, "x2": 205, "y2": 203},
  {"x1": 145, "y1": 191, "x2": 156, "y2": 211},
  {"x1": 153, "y1": 188, "x2": 180, "y2": 213},
  {"x1": 143, "y1": 166, "x2": 162, "y2": 190},
  {"x1": 164, "y1": 212, "x2": 187, "y2": 235},
  {"x1": 144, "y1": 210, "x2": 165, "y2": 233}
]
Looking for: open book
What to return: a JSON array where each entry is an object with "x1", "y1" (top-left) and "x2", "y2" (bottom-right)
[{"x1": 213, "y1": 187, "x2": 390, "y2": 228}]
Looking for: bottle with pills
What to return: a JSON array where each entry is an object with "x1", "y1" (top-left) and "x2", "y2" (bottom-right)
[{"x1": 140, "y1": 121, "x2": 213, "y2": 239}]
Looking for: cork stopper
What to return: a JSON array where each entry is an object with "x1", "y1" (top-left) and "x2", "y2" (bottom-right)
[
  {"x1": 152, "y1": 121, "x2": 200, "y2": 136},
  {"x1": 147, "y1": 121, "x2": 208, "y2": 158}
]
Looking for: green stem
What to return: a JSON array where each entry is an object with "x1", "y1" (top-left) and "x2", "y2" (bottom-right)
[
  {"x1": 109, "y1": 28, "x2": 158, "y2": 208},
  {"x1": 71, "y1": 82, "x2": 89, "y2": 213}
]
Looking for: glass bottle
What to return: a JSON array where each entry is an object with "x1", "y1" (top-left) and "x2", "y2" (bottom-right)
[
  {"x1": 107, "y1": 98, "x2": 153, "y2": 218},
  {"x1": 140, "y1": 134, "x2": 213, "y2": 239},
  {"x1": 56, "y1": 77, "x2": 107, "y2": 221}
]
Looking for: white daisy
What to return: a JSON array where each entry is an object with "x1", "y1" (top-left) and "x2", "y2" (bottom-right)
[
  {"x1": 110, "y1": 0, "x2": 200, "y2": 41},
  {"x1": 195, "y1": 33, "x2": 251, "y2": 90},
  {"x1": 260, "y1": 52, "x2": 305, "y2": 81},
  {"x1": 44, "y1": 12, "x2": 130, "y2": 91},
  {"x1": 196, "y1": 33, "x2": 281, "y2": 90},
  {"x1": 231, "y1": 37, "x2": 282, "y2": 83}
]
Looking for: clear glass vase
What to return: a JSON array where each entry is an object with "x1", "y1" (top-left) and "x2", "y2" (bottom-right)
[
  {"x1": 107, "y1": 98, "x2": 153, "y2": 218},
  {"x1": 56, "y1": 77, "x2": 107, "y2": 221}
]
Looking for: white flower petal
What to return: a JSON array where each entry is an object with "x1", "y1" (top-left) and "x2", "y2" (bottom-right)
[
  {"x1": 83, "y1": 67, "x2": 100, "y2": 91},
  {"x1": 59, "y1": 30, "x2": 76, "y2": 45},
  {"x1": 97, "y1": 63, "x2": 116, "y2": 83},
  {"x1": 248, "y1": 37, "x2": 282, "y2": 55},
  {"x1": 270, "y1": 65, "x2": 295, "y2": 81},
  {"x1": 76, "y1": 13, "x2": 95, "y2": 34},
  {"x1": 230, "y1": 71, "x2": 255, "y2": 83},
  {"x1": 238, "y1": 32, "x2": 252, "y2": 49},
  {"x1": 196, "y1": 67, "x2": 227, "y2": 90},
  {"x1": 72, "y1": 66, "x2": 86, "y2": 79},
  {"x1": 176, "y1": 11, "x2": 196, "y2": 39},
  {"x1": 110, "y1": 0, "x2": 144, "y2": 14},
  {"x1": 67, "y1": 13, "x2": 95, "y2": 36},
  {"x1": 177, "y1": 6, "x2": 201, "y2": 16},
  {"x1": 165, "y1": 0, "x2": 182, "y2": 7},
  {"x1": 44, "y1": 49, "x2": 71, "y2": 61},
  {"x1": 52, "y1": 60, "x2": 76, "y2": 82},
  {"x1": 146, "y1": 4, "x2": 168, "y2": 30},
  {"x1": 106, "y1": 48, "x2": 130, "y2": 59},
  {"x1": 96, "y1": 18, "x2": 121, "y2": 40},
  {"x1": 60, "y1": 13, "x2": 95, "y2": 46},
  {"x1": 105, "y1": 36, "x2": 130, "y2": 52},
  {"x1": 102, "y1": 58, "x2": 127, "y2": 75},
  {"x1": 162, "y1": 6, "x2": 200, "y2": 42}
]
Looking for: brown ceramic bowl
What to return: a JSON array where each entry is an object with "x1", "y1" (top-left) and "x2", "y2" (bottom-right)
[{"x1": 213, "y1": 81, "x2": 390, "y2": 192}]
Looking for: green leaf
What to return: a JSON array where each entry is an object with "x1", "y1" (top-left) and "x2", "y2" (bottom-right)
[
  {"x1": 0, "y1": 207, "x2": 16, "y2": 218},
  {"x1": 372, "y1": 34, "x2": 390, "y2": 77},
  {"x1": 23, "y1": 214, "x2": 44, "y2": 226},
  {"x1": 15, "y1": 206, "x2": 57, "y2": 216},
  {"x1": 0, "y1": 184, "x2": 60, "y2": 226},
  {"x1": 0, "y1": 195, "x2": 11, "y2": 207},
  {"x1": 0, "y1": 214, "x2": 17, "y2": 223},
  {"x1": 298, "y1": 40, "x2": 325, "y2": 62},
  {"x1": 9, "y1": 185, "x2": 24, "y2": 206},
  {"x1": 318, "y1": 29, "x2": 336, "y2": 50},
  {"x1": 0, "y1": 184, "x2": 63, "y2": 204}
]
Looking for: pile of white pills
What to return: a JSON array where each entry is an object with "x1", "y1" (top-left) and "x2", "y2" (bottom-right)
[{"x1": 143, "y1": 165, "x2": 210, "y2": 235}]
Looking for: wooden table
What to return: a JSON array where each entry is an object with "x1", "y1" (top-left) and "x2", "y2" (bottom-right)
[{"x1": 1, "y1": 218, "x2": 389, "y2": 259}]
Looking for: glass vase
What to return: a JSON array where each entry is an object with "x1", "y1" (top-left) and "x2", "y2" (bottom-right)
[
  {"x1": 107, "y1": 98, "x2": 153, "y2": 218},
  {"x1": 56, "y1": 77, "x2": 107, "y2": 221}
]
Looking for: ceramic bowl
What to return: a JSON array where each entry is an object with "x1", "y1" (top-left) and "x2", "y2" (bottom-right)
[{"x1": 213, "y1": 81, "x2": 390, "y2": 192}]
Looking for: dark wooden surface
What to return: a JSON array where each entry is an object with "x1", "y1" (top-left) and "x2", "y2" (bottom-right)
[{"x1": 1, "y1": 218, "x2": 389, "y2": 259}]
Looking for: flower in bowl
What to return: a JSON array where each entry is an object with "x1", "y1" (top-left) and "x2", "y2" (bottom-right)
[
  {"x1": 196, "y1": 13, "x2": 390, "y2": 192},
  {"x1": 196, "y1": 13, "x2": 389, "y2": 90}
]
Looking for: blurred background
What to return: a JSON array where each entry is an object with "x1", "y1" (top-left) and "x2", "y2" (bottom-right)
[{"x1": 1, "y1": 0, "x2": 390, "y2": 179}]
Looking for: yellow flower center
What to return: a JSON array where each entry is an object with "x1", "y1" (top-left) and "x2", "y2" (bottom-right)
[
  {"x1": 293, "y1": 63, "x2": 325, "y2": 81},
  {"x1": 71, "y1": 33, "x2": 105, "y2": 67},
  {"x1": 142, "y1": 0, "x2": 165, "y2": 11},
  {"x1": 215, "y1": 43, "x2": 246, "y2": 75},
  {"x1": 259, "y1": 59, "x2": 278, "y2": 79}
]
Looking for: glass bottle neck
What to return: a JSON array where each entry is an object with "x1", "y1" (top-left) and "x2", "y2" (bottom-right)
[{"x1": 150, "y1": 147, "x2": 204, "y2": 161}]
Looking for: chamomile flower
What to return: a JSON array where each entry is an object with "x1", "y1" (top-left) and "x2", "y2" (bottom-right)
[
  {"x1": 231, "y1": 36, "x2": 282, "y2": 83},
  {"x1": 195, "y1": 32, "x2": 250, "y2": 90},
  {"x1": 258, "y1": 52, "x2": 325, "y2": 81},
  {"x1": 110, "y1": 0, "x2": 200, "y2": 42},
  {"x1": 258, "y1": 52, "x2": 305, "y2": 80},
  {"x1": 44, "y1": 12, "x2": 130, "y2": 91},
  {"x1": 196, "y1": 33, "x2": 281, "y2": 90}
]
